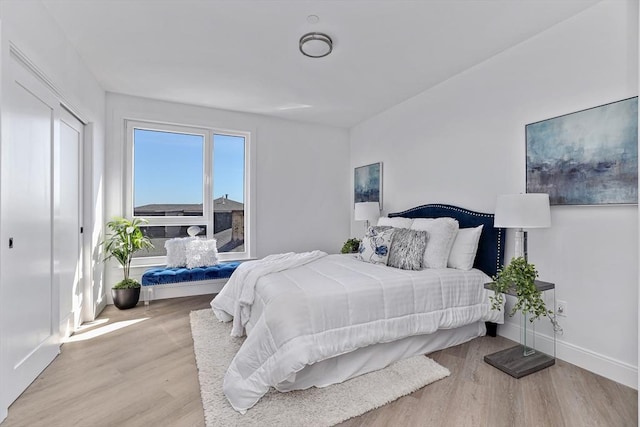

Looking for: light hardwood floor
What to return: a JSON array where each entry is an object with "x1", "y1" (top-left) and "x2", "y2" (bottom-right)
[{"x1": 2, "y1": 294, "x2": 637, "y2": 427}]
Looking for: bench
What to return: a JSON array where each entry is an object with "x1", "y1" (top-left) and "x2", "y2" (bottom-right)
[{"x1": 141, "y1": 261, "x2": 241, "y2": 305}]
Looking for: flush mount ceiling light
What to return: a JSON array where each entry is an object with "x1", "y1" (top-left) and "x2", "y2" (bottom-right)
[{"x1": 299, "y1": 32, "x2": 333, "y2": 58}]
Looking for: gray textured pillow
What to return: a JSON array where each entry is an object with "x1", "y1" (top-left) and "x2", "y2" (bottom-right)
[{"x1": 388, "y1": 228, "x2": 428, "y2": 270}]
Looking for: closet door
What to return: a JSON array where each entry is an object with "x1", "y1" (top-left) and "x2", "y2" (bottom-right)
[
  {"x1": 0, "y1": 54, "x2": 60, "y2": 408},
  {"x1": 56, "y1": 109, "x2": 83, "y2": 338}
]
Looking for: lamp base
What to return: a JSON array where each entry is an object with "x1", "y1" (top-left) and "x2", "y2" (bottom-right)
[
  {"x1": 514, "y1": 229, "x2": 528, "y2": 261},
  {"x1": 362, "y1": 220, "x2": 370, "y2": 237}
]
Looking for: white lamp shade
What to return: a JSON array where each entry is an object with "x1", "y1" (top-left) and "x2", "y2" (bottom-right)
[
  {"x1": 354, "y1": 202, "x2": 380, "y2": 223},
  {"x1": 494, "y1": 193, "x2": 551, "y2": 229}
]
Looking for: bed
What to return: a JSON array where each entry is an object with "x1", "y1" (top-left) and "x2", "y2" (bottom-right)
[{"x1": 212, "y1": 204, "x2": 506, "y2": 413}]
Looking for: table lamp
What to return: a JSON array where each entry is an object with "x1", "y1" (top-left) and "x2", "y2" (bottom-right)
[
  {"x1": 354, "y1": 202, "x2": 380, "y2": 234},
  {"x1": 494, "y1": 193, "x2": 551, "y2": 261},
  {"x1": 494, "y1": 193, "x2": 552, "y2": 357}
]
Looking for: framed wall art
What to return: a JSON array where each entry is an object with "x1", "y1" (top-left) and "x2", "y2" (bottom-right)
[
  {"x1": 526, "y1": 96, "x2": 638, "y2": 205},
  {"x1": 354, "y1": 162, "x2": 382, "y2": 208}
]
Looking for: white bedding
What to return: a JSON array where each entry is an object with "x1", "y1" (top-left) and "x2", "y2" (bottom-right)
[
  {"x1": 212, "y1": 250, "x2": 327, "y2": 336},
  {"x1": 212, "y1": 253, "x2": 503, "y2": 413}
]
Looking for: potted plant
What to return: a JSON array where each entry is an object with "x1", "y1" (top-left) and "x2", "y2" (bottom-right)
[
  {"x1": 102, "y1": 217, "x2": 154, "y2": 309},
  {"x1": 341, "y1": 238, "x2": 362, "y2": 254},
  {"x1": 488, "y1": 257, "x2": 558, "y2": 328}
]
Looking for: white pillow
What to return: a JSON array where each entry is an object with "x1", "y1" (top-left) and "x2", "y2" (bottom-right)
[
  {"x1": 164, "y1": 237, "x2": 196, "y2": 268},
  {"x1": 185, "y1": 238, "x2": 219, "y2": 269},
  {"x1": 410, "y1": 218, "x2": 459, "y2": 269},
  {"x1": 448, "y1": 225, "x2": 484, "y2": 270},
  {"x1": 377, "y1": 216, "x2": 414, "y2": 229}
]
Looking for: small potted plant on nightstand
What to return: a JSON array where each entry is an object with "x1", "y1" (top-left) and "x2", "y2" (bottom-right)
[
  {"x1": 488, "y1": 257, "x2": 559, "y2": 329},
  {"x1": 102, "y1": 217, "x2": 154, "y2": 309},
  {"x1": 341, "y1": 238, "x2": 362, "y2": 254}
]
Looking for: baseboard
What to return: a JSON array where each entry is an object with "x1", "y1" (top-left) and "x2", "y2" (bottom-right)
[
  {"x1": 96, "y1": 296, "x2": 107, "y2": 318},
  {"x1": 1, "y1": 404, "x2": 7, "y2": 424},
  {"x1": 499, "y1": 321, "x2": 638, "y2": 389},
  {"x1": 59, "y1": 314, "x2": 73, "y2": 340}
]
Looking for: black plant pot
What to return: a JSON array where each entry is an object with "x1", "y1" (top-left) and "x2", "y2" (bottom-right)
[{"x1": 111, "y1": 287, "x2": 141, "y2": 310}]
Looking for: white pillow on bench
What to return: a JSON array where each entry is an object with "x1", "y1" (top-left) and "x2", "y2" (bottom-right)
[
  {"x1": 165, "y1": 237, "x2": 196, "y2": 268},
  {"x1": 186, "y1": 238, "x2": 219, "y2": 269}
]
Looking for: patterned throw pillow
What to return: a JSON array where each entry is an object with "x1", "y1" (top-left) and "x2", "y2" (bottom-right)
[
  {"x1": 388, "y1": 228, "x2": 429, "y2": 270},
  {"x1": 358, "y1": 226, "x2": 395, "y2": 265},
  {"x1": 185, "y1": 238, "x2": 219, "y2": 269}
]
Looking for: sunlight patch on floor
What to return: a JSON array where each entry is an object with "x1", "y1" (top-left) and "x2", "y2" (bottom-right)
[
  {"x1": 63, "y1": 318, "x2": 149, "y2": 343},
  {"x1": 74, "y1": 318, "x2": 109, "y2": 332}
]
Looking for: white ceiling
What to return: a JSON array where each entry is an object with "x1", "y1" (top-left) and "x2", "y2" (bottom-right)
[{"x1": 41, "y1": 0, "x2": 599, "y2": 128}]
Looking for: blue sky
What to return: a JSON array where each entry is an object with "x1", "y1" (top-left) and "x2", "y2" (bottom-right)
[{"x1": 134, "y1": 129, "x2": 245, "y2": 207}]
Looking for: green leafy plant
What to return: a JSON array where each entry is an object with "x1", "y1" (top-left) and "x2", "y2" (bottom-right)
[
  {"x1": 488, "y1": 257, "x2": 552, "y2": 323},
  {"x1": 341, "y1": 238, "x2": 362, "y2": 254},
  {"x1": 101, "y1": 217, "x2": 154, "y2": 289}
]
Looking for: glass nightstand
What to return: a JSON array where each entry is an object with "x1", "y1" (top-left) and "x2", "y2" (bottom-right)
[{"x1": 483, "y1": 280, "x2": 556, "y2": 378}]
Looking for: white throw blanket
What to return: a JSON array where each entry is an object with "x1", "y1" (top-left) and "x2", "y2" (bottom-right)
[{"x1": 211, "y1": 250, "x2": 328, "y2": 336}]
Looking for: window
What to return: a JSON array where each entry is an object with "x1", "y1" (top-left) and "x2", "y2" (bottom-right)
[
  {"x1": 134, "y1": 128, "x2": 204, "y2": 217},
  {"x1": 213, "y1": 134, "x2": 245, "y2": 253},
  {"x1": 126, "y1": 120, "x2": 250, "y2": 261}
]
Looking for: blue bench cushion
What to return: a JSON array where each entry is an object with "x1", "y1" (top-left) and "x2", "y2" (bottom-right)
[{"x1": 141, "y1": 261, "x2": 241, "y2": 286}]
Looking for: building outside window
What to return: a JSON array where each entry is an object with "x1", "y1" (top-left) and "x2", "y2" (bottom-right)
[{"x1": 125, "y1": 120, "x2": 249, "y2": 261}]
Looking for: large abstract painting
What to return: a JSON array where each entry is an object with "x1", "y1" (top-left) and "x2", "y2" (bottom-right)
[
  {"x1": 526, "y1": 97, "x2": 638, "y2": 205},
  {"x1": 354, "y1": 162, "x2": 382, "y2": 207}
]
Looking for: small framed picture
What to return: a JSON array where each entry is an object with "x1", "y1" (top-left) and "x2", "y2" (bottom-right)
[{"x1": 354, "y1": 162, "x2": 382, "y2": 208}]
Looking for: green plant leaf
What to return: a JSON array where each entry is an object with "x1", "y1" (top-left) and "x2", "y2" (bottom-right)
[
  {"x1": 341, "y1": 238, "x2": 362, "y2": 254},
  {"x1": 100, "y1": 216, "x2": 154, "y2": 282},
  {"x1": 113, "y1": 278, "x2": 141, "y2": 289},
  {"x1": 488, "y1": 257, "x2": 552, "y2": 324}
]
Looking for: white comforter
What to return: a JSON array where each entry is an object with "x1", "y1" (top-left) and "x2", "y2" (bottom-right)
[
  {"x1": 212, "y1": 250, "x2": 328, "y2": 336},
  {"x1": 212, "y1": 253, "x2": 502, "y2": 413}
]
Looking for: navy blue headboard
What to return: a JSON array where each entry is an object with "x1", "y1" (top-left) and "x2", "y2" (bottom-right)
[{"x1": 388, "y1": 204, "x2": 505, "y2": 277}]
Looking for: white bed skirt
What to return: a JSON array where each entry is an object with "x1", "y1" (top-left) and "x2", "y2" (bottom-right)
[{"x1": 275, "y1": 321, "x2": 485, "y2": 392}]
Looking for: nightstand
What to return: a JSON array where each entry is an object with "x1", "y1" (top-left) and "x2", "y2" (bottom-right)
[{"x1": 483, "y1": 280, "x2": 556, "y2": 378}]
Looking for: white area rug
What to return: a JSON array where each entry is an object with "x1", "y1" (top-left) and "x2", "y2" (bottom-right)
[{"x1": 190, "y1": 309, "x2": 451, "y2": 427}]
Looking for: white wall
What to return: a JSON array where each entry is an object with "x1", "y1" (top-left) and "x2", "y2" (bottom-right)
[
  {"x1": 0, "y1": 0, "x2": 106, "y2": 421},
  {"x1": 105, "y1": 93, "x2": 350, "y2": 290},
  {"x1": 350, "y1": 0, "x2": 638, "y2": 388}
]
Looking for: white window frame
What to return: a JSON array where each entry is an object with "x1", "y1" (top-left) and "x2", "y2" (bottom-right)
[{"x1": 125, "y1": 119, "x2": 252, "y2": 265}]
